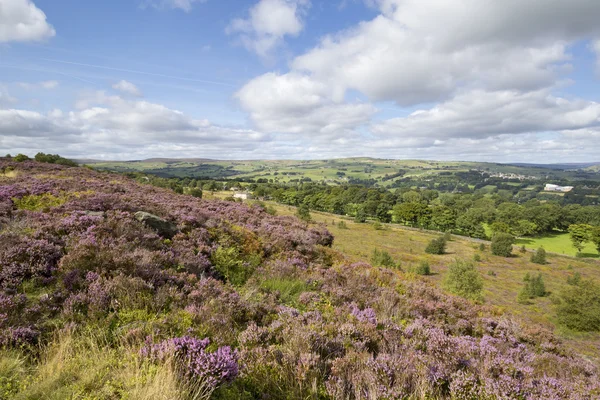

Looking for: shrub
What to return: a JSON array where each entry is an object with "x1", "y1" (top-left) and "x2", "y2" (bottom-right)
[
  {"x1": 518, "y1": 273, "x2": 546, "y2": 303},
  {"x1": 370, "y1": 249, "x2": 396, "y2": 268},
  {"x1": 520, "y1": 245, "x2": 527, "y2": 253},
  {"x1": 530, "y1": 247, "x2": 547, "y2": 264},
  {"x1": 211, "y1": 246, "x2": 254, "y2": 285},
  {"x1": 443, "y1": 231, "x2": 452, "y2": 242},
  {"x1": 337, "y1": 221, "x2": 348, "y2": 229},
  {"x1": 555, "y1": 278, "x2": 600, "y2": 332},
  {"x1": 473, "y1": 253, "x2": 481, "y2": 262},
  {"x1": 372, "y1": 221, "x2": 384, "y2": 230},
  {"x1": 425, "y1": 236, "x2": 446, "y2": 255},
  {"x1": 295, "y1": 205, "x2": 311, "y2": 222},
  {"x1": 13, "y1": 193, "x2": 67, "y2": 211},
  {"x1": 443, "y1": 259, "x2": 483, "y2": 302},
  {"x1": 13, "y1": 154, "x2": 30, "y2": 162},
  {"x1": 491, "y1": 233, "x2": 514, "y2": 257},
  {"x1": 413, "y1": 260, "x2": 431, "y2": 276},
  {"x1": 259, "y1": 278, "x2": 310, "y2": 306},
  {"x1": 189, "y1": 188, "x2": 203, "y2": 198},
  {"x1": 479, "y1": 243, "x2": 486, "y2": 251}
]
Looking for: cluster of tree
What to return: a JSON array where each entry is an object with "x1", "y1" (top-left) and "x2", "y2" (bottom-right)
[
  {"x1": 517, "y1": 273, "x2": 546, "y2": 304},
  {"x1": 555, "y1": 274, "x2": 600, "y2": 332},
  {"x1": 568, "y1": 224, "x2": 600, "y2": 254},
  {"x1": 247, "y1": 182, "x2": 600, "y2": 242},
  {"x1": 4, "y1": 153, "x2": 77, "y2": 167}
]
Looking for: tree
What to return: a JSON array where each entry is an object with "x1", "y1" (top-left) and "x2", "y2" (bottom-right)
[
  {"x1": 568, "y1": 224, "x2": 591, "y2": 253},
  {"x1": 296, "y1": 204, "x2": 312, "y2": 222},
  {"x1": 392, "y1": 202, "x2": 430, "y2": 227},
  {"x1": 555, "y1": 278, "x2": 600, "y2": 332},
  {"x1": 425, "y1": 236, "x2": 446, "y2": 255},
  {"x1": 590, "y1": 226, "x2": 600, "y2": 255},
  {"x1": 491, "y1": 233, "x2": 514, "y2": 257},
  {"x1": 14, "y1": 154, "x2": 30, "y2": 162},
  {"x1": 370, "y1": 249, "x2": 396, "y2": 268},
  {"x1": 443, "y1": 259, "x2": 483, "y2": 302},
  {"x1": 189, "y1": 188, "x2": 203, "y2": 198},
  {"x1": 354, "y1": 206, "x2": 367, "y2": 223},
  {"x1": 530, "y1": 247, "x2": 547, "y2": 265}
]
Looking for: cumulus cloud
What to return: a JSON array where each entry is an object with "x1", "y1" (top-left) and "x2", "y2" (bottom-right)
[
  {"x1": 236, "y1": 72, "x2": 375, "y2": 136},
  {"x1": 0, "y1": 93, "x2": 271, "y2": 159},
  {"x1": 0, "y1": 0, "x2": 55, "y2": 43},
  {"x1": 141, "y1": 0, "x2": 207, "y2": 12},
  {"x1": 112, "y1": 80, "x2": 142, "y2": 97},
  {"x1": 372, "y1": 89, "x2": 600, "y2": 143},
  {"x1": 0, "y1": 87, "x2": 18, "y2": 106},
  {"x1": 227, "y1": 0, "x2": 310, "y2": 58}
]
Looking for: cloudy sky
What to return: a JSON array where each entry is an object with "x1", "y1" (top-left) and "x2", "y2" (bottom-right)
[{"x1": 2, "y1": 0, "x2": 600, "y2": 162}]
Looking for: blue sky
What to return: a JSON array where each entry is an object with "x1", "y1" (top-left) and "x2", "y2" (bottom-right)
[{"x1": 2, "y1": 0, "x2": 600, "y2": 162}]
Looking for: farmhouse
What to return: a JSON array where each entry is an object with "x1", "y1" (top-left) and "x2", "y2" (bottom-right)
[
  {"x1": 233, "y1": 192, "x2": 253, "y2": 200},
  {"x1": 544, "y1": 184, "x2": 574, "y2": 193}
]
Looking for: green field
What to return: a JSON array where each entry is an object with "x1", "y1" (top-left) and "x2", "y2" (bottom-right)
[
  {"x1": 517, "y1": 233, "x2": 599, "y2": 258},
  {"x1": 85, "y1": 157, "x2": 599, "y2": 187}
]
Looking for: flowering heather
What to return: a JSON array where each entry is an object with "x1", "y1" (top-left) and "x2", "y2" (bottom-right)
[
  {"x1": 0, "y1": 159, "x2": 599, "y2": 399},
  {"x1": 143, "y1": 336, "x2": 238, "y2": 397}
]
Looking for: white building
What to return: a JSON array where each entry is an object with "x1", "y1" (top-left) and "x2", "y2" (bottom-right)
[
  {"x1": 544, "y1": 184, "x2": 574, "y2": 193},
  {"x1": 233, "y1": 192, "x2": 253, "y2": 200}
]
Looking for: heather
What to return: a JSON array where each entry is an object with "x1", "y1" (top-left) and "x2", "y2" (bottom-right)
[{"x1": 0, "y1": 160, "x2": 599, "y2": 399}]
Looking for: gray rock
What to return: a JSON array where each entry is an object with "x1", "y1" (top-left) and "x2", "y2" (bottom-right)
[
  {"x1": 134, "y1": 211, "x2": 178, "y2": 238},
  {"x1": 84, "y1": 211, "x2": 105, "y2": 218}
]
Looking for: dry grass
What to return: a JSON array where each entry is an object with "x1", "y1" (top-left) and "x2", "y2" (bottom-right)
[{"x1": 263, "y1": 202, "x2": 600, "y2": 362}]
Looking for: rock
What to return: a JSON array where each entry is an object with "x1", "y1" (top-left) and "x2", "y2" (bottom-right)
[{"x1": 134, "y1": 211, "x2": 178, "y2": 238}]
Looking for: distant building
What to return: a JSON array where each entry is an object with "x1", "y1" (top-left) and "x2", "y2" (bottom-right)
[
  {"x1": 233, "y1": 192, "x2": 253, "y2": 200},
  {"x1": 544, "y1": 184, "x2": 574, "y2": 193}
]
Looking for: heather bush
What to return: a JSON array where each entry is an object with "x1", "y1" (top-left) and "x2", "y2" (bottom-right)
[
  {"x1": 425, "y1": 236, "x2": 446, "y2": 255},
  {"x1": 0, "y1": 160, "x2": 599, "y2": 399},
  {"x1": 491, "y1": 232, "x2": 514, "y2": 257},
  {"x1": 443, "y1": 259, "x2": 484, "y2": 302}
]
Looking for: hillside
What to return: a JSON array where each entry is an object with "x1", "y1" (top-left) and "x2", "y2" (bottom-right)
[
  {"x1": 83, "y1": 158, "x2": 600, "y2": 187},
  {"x1": 1, "y1": 160, "x2": 599, "y2": 399}
]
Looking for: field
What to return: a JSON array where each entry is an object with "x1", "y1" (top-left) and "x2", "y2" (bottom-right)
[
  {"x1": 211, "y1": 192, "x2": 600, "y2": 362},
  {"x1": 84, "y1": 158, "x2": 600, "y2": 187},
  {"x1": 517, "y1": 233, "x2": 599, "y2": 258}
]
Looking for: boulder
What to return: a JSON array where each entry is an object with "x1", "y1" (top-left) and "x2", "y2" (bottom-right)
[{"x1": 134, "y1": 211, "x2": 178, "y2": 238}]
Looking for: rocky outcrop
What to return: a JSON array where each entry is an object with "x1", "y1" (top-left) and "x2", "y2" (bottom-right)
[{"x1": 134, "y1": 211, "x2": 178, "y2": 238}]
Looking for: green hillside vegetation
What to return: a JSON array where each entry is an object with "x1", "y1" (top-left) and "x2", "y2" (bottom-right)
[{"x1": 231, "y1": 197, "x2": 600, "y2": 361}]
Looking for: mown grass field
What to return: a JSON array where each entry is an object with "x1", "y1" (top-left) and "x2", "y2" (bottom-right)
[
  {"x1": 517, "y1": 233, "x2": 599, "y2": 258},
  {"x1": 205, "y1": 191, "x2": 600, "y2": 362}
]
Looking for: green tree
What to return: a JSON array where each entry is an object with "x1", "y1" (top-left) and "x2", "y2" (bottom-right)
[
  {"x1": 370, "y1": 249, "x2": 396, "y2": 268},
  {"x1": 392, "y1": 202, "x2": 430, "y2": 227},
  {"x1": 590, "y1": 226, "x2": 600, "y2": 255},
  {"x1": 555, "y1": 278, "x2": 600, "y2": 332},
  {"x1": 14, "y1": 154, "x2": 30, "y2": 162},
  {"x1": 491, "y1": 233, "x2": 514, "y2": 257},
  {"x1": 568, "y1": 224, "x2": 591, "y2": 253},
  {"x1": 530, "y1": 247, "x2": 547, "y2": 265},
  {"x1": 425, "y1": 236, "x2": 446, "y2": 255},
  {"x1": 443, "y1": 259, "x2": 484, "y2": 302},
  {"x1": 188, "y1": 188, "x2": 203, "y2": 198},
  {"x1": 296, "y1": 204, "x2": 312, "y2": 222}
]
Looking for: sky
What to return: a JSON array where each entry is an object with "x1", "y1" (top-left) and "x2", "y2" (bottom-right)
[{"x1": 2, "y1": 0, "x2": 600, "y2": 162}]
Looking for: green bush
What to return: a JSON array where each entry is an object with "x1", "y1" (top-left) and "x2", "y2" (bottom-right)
[
  {"x1": 518, "y1": 273, "x2": 546, "y2": 303},
  {"x1": 530, "y1": 247, "x2": 547, "y2": 264},
  {"x1": 370, "y1": 249, "x2": 397, "y2": 268},
  {"x1": 413, "y1": 261, "x2": 431, "y2": 276},
  {"x1": 479, "y1": 243, "x2": 486, "y2": 252},
  {"x1": 259, "y1": 278, "x2": 310, "y2": 306},
  {"x1": 13, "y1": 193, "x2": 67, "y2": 211},
  {"x1": 473, "y1": 253, "x2": 481, "y2": 262},
  {"x1": 13, "y1": 154, "x2": 30, "y2": 162},
  {"x1": 295, "y1": 205, "x2": 312, "y2": 222},
  {"x1": 34, "y1": 152, "x2": 78, "y2": 167},
  {"x1": 425, "y1": 236, "x2": 446, "y2": 255},
  {"x1": 189, "y1": 188, "x2": 203, "y2": 198},
  {"x1": 337, "y1": 221, "x2": 348, "y2": 229},
  {"x1": 211, "y1": 246, "x2": 255, "y2": 285},
  {"x1": 555, "y1": 278, "x2": 600, "y2": 332},
  {"x1": 443, "y1": 259, "x2": 483, "y2": 302},
  {"x1": 491, "y1": 233, "x2": 514, "y2": 257}
]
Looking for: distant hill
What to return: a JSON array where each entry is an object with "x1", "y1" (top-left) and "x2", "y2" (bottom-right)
[{"x1": 508, "y1": 162, "x2": 600, "y2": 170}]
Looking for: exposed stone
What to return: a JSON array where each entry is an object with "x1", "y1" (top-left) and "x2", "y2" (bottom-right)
[{"x1": 134, "y1": 211, "x2": 178, "y2": 238}]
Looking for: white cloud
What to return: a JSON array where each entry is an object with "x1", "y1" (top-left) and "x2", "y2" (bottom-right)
[
  {"x1": 372, "y1": 89, "x2": 600, "y2": 143},
  {"x1": 17, "y1": 80, "x2": 59, "y2": 90},
  {"x1": 236, "y1": 72, "x2": 375, "y2": 136},
  {"x1": 0, "y1": 0, "x2": 55, "y2": 43},
  {"x1": 112, "y1": 80, "x2": 142, "y2": 97},
  {"x1": 227, "y1": 0, "x2": 310, "y2": 58},
  {"x1": 141, "y1": 0, "x2": 207, "y2": 12},
  {"x1": 0, "y1": 86, "x2": 18, "y2": 106}
]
